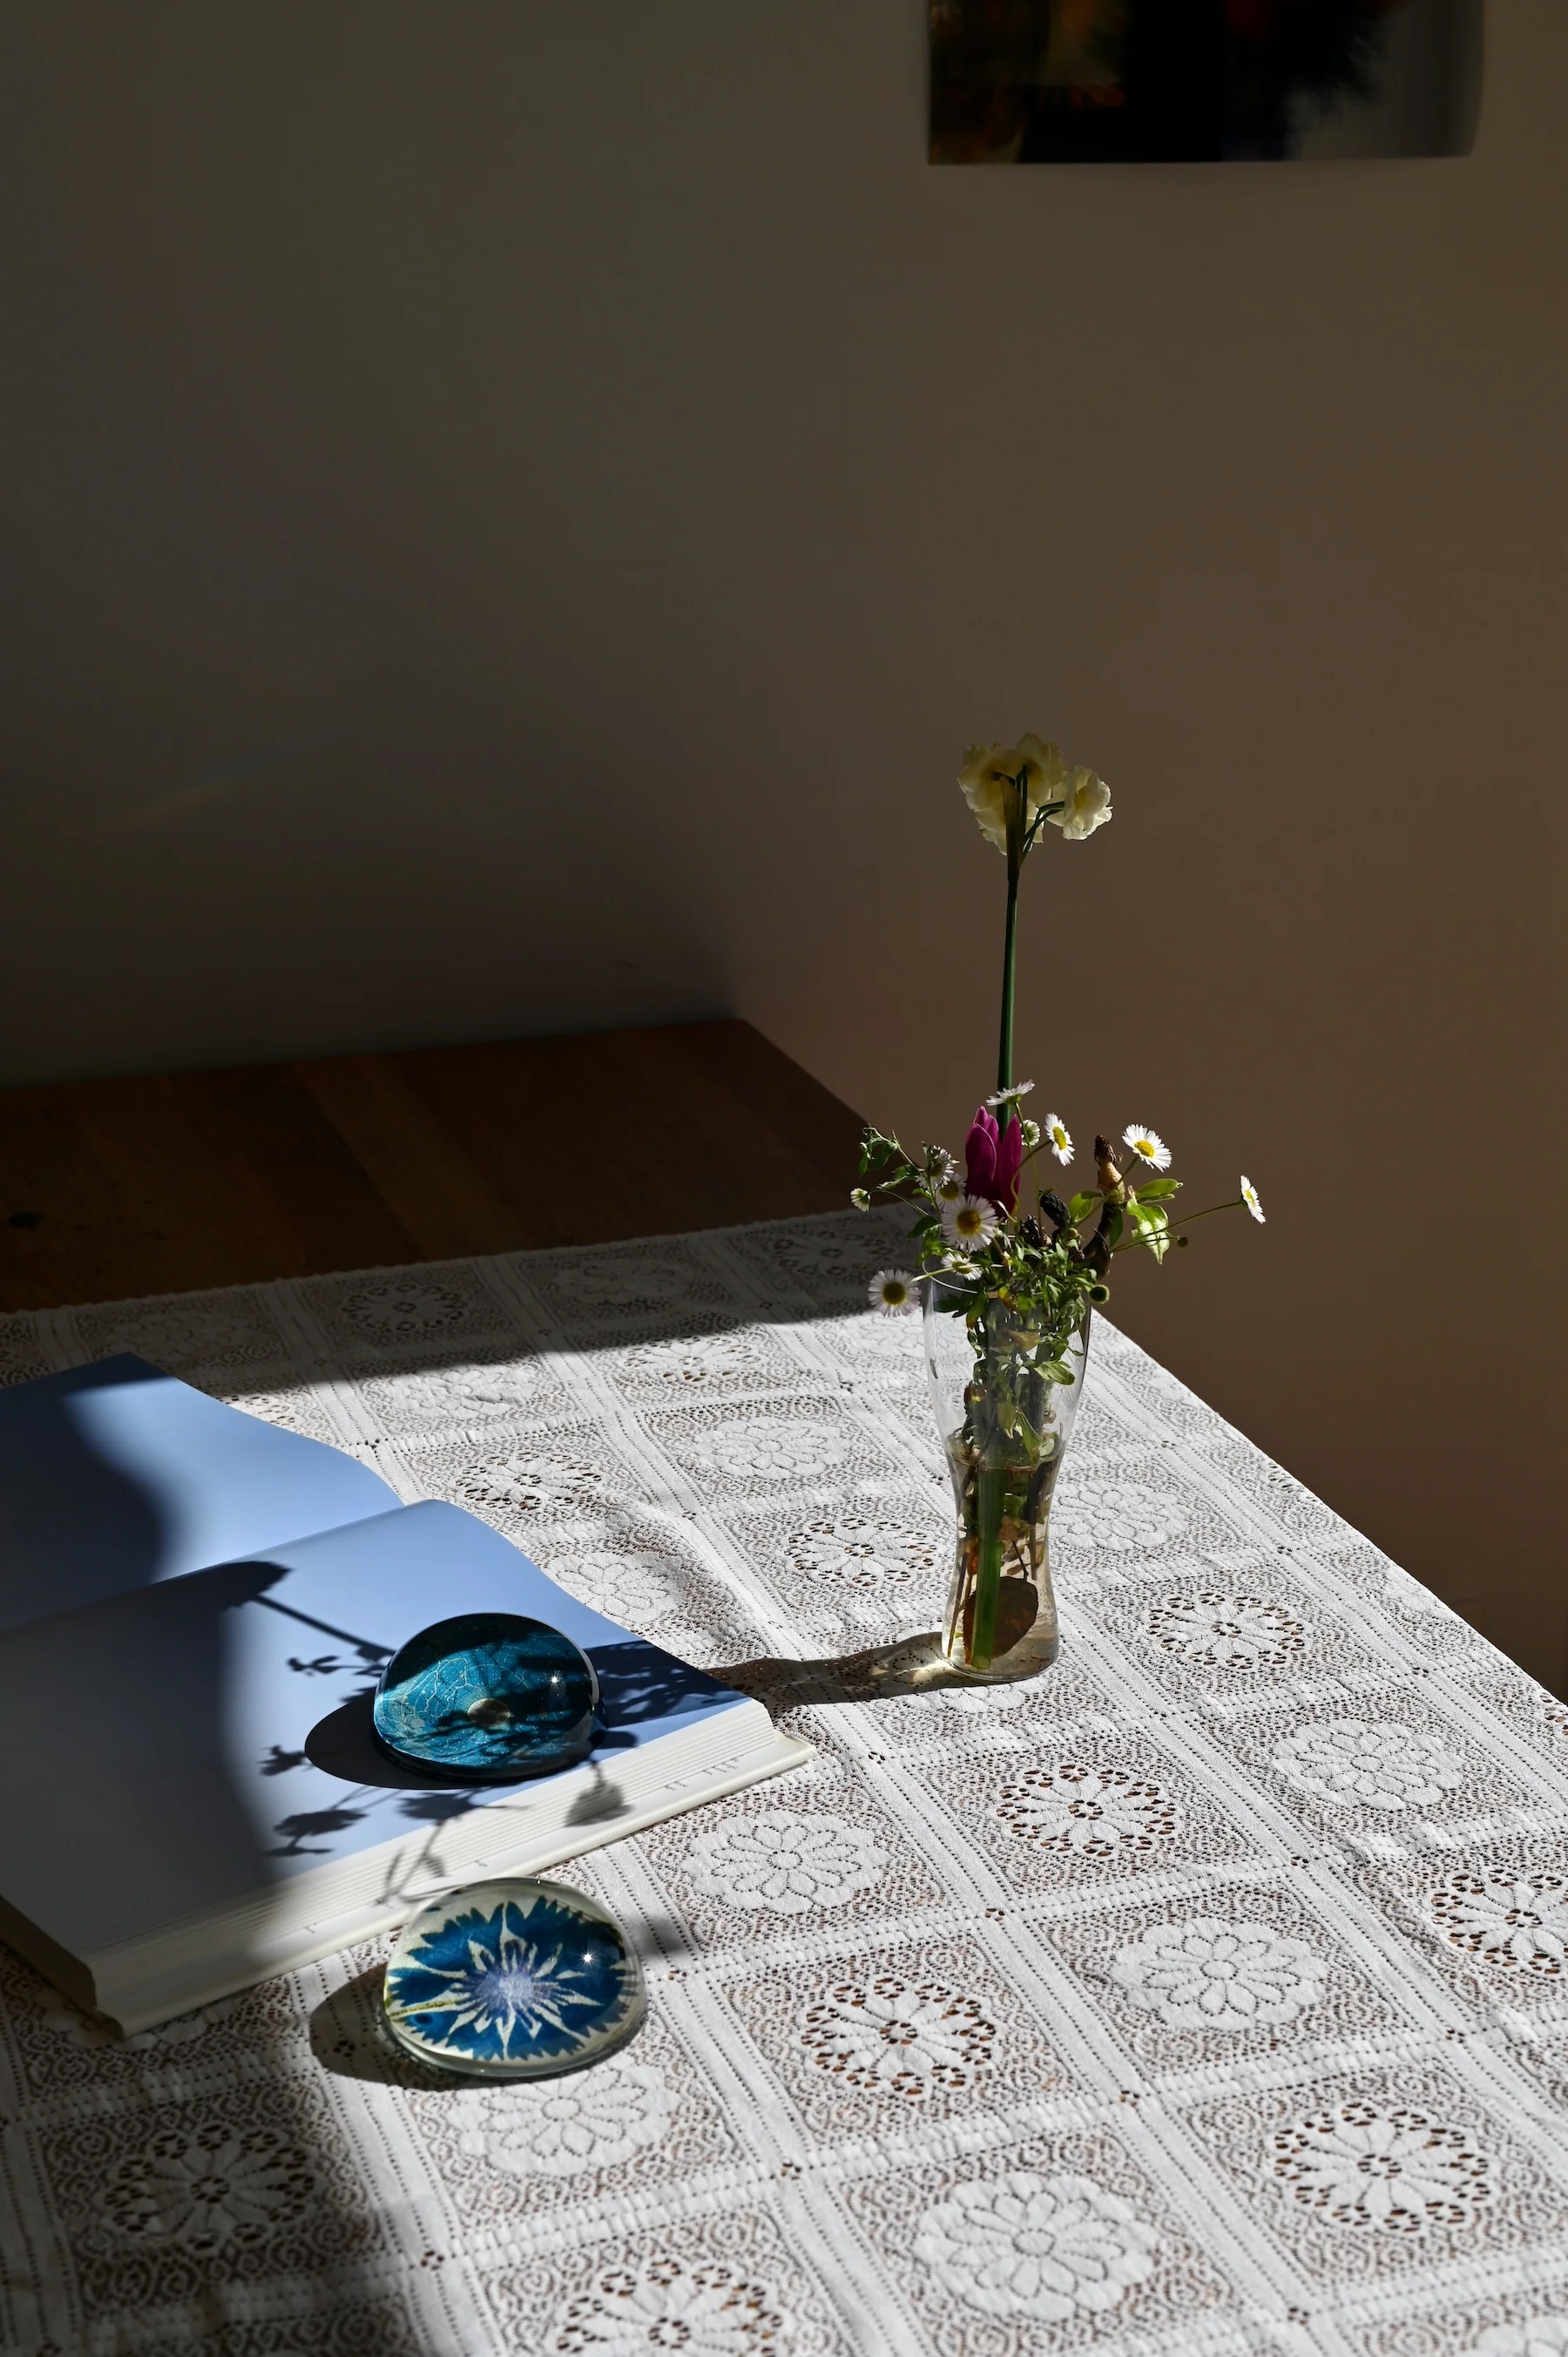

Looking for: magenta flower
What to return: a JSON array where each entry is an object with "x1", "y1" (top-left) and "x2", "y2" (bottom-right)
[
  {"x1": 964, "y1": 1106, "x2": 1023, "y2": 1213},
  {"x1": 964, "y1": 1107, "x2": 999, "y2": 1202}
]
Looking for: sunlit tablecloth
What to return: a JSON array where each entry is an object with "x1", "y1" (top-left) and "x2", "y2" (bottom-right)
[{"x1": 1, "y1": 1210, "x2": 1565, "y2": 2356}]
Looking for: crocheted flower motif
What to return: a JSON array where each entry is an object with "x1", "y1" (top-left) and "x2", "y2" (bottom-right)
[
  {"x1": 338, "y1": 1276, "x2": 470, "y2": 1335},
  {"x1": 802, "y1": 1975, "x2": 995, "y2": 2097},
  {"x1": 1429, "y1": 1873, "x2": 1568, "y2": 1975},
  {"x1": 1112, "y1": 1918, "x2": 1326, "y2": 2029},
  {"x1": 1272, "y1": 1719, "x2": 1463, "y2": 1812},
  {"x1": 450, "y1": 2062, "x2": 670, "y2": 2178},
  {"x1": 378, "y1": 1363, "x2": 541, "y2": 1424},
  {"x1": 99, "y1": 2123, "x2": 313, "y2": 2252},
  {"x1": 787, "y1": 1515, "x2": 936, "y2": 1590},
  {"x1": 551, "y1": 1546, "x2": 684, "y2": 1631},
  {"x1": 553, "y1": 2259, "x2": 784, "y2": 2355},
  {"x1": 620, "y1": 1332, "x2": 761, "y2": 1386},
  {"x1": 685, "y1": 1811, "x2": 888, "y2": 1916},
  {"x1": 997, "y1": 1765, "x2": 1180, "y2": 1857},
  {"x1": 1049, "y1": 1480, "x2": 1185, "y2": 1553},
  {"x1": 1148, "y1": 1594, "x2": 1306, "y2": 1671},
  {"x1": 1273, "y1": 2102, "x2": 1493, "y2": 2234},
  {"x1": 916, "y1": 2170, "x2": 1158, "y2": 2321},
  {"x1": 693, "y1": 1417, "x2": 853, "y2": 1480}
]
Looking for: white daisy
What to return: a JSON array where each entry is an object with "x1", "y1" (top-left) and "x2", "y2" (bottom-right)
[
  {"x1": 932, "y1": 1169, "x2": 966, "y2": 1204},
  {"x1": 943, "y1": 1254, "x2": 980, "y2": 1278},
  {"x1": 1123, "y1": 1123, "x2": 1172, "y2": 1172},
  {"x1": 985, "y1": 1080, "x2": 1035, "y2": 1108},
  {"x1": 941, "y1": 1196, "x2": 998, "y2": 1250},
  {"x1": 1240, "y1": 1176, "x2": 1266, "y2": 1224},
  {"x1": 1043, "y1": 1113, "x2": 1073, "y2": 1167},
  {"x1": 868, "y1": 1270, "x2": 919, "y2": 1316},
  {"x1": 1020, "y1": 1118, "x2": 1040, "y2": 1150},
  {"x1": 849, "y1": 1188, "x2": 870, "y2": 1210}
]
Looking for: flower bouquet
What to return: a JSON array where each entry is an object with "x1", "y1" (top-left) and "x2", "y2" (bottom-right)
[{"x1": 855, "y1": 738, "x2": 1263, "y2": 1681}]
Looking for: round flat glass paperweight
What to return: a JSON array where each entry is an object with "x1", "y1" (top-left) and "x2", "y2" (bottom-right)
[
  {"x1": 382, "y1": 1878, "x2": 645, "y2": 2078},
  {"x1": 373, "y1": 1612, "x2": 598, "y2": 1779}
]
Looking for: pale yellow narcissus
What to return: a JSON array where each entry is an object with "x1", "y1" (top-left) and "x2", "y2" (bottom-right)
[
  {"x1": 1048, "y1": 763, "x2": 1113, "y2": 841},
  {"x1": 957, "y1": 735, "x2": 1066, "y2": 853}
]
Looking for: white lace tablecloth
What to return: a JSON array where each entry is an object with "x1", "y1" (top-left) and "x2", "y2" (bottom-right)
[{"x1": 1, "y1": 1209, "x2": 1566, "y2": 2357}]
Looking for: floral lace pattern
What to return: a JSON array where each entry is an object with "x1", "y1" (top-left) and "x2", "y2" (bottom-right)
[
  {"x1": 915, "y1": 2170, "x2": 1159, "y2": 2322},
  {"x1": 1273, "y1": 1718, "x2": 1465, "y2": 1812},
  {"x1": 801, "y1": 1974, "x2": 994, "y2": 2097},
  {"x1": 996, "y1": 1764, "x2": 1181, "y2": 1856},
  {"x1": 1273, "y1": 2103, "x2": 1493, "y2": 2236},
  {"x1": 1429, "y1": 1873, "x2": 1568, "y2": 1976},
  {"x1": 551, "y1": 2255, "x2": 785, "y2": 2355},
  {"x1": 6, "y1": 1211, "x2": 1568, "y2": 2354},
  {"x1": 449, "y1": 2063, "x2": 672, "y2": 2178},
  {"x1": 1112, "y1": 1916, "x2": 1326, "y2": 2028},
  {"x1": 1147, "y1": 1591, "x2": 1307, "y2": 1670},
  {"x1": 683, "y1": 1809, "x2": 889, "y2": 1916}
]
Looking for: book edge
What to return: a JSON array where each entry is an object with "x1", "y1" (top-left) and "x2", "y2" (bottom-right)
[{"x1": 86, "y1": 1729, "x2": 814, "y2": 2035}]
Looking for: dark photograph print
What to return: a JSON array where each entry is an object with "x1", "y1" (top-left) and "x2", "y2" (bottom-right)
[{"x1": 929, "y1": 0, "x2": 1483, "y2": 163}]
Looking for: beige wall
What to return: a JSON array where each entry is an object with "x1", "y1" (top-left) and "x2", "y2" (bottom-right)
[{"x1": 3, "y1": 4, "x2": 1565, "y2": 1680}]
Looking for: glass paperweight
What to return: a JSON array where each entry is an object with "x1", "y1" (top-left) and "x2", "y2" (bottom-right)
[
  {"x1": 373, "y1": 1611, "x2": 598, "y2": 1780},
  {"x1": 382, "y1": 1877, "x2": 646, "y2": 2078}
]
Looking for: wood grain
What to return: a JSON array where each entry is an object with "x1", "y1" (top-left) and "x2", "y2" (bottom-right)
[{"x1": 0, "y1": 1022, "x2": 865, "y2": 1311}]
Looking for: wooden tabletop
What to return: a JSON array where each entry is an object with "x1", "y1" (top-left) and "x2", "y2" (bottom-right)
[{"x1": 0, "y1": 1021, "x2": 865, "y2": 1312}]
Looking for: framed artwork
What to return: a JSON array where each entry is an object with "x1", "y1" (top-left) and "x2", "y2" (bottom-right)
[{"x1": 929, "y1": 0, "x2": 1483, "y2": 163}]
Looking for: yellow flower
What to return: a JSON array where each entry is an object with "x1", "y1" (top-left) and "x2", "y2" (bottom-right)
[
  {"x1": 1047, "y1": 763, "x2": 1112, "y2": 842},
  {"x1": 958, "y1": 735, "x2": 1065, "y2": 854}
]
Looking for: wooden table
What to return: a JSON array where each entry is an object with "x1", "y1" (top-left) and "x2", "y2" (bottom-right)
[{"x1": 0, "y1": 1021, "x2": 863, "y2": 1312}]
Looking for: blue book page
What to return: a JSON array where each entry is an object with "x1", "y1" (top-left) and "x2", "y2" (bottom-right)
[
  {"x1": 0, "y1": 1501, "x2": 748, "y2": 1957},
  {"x1": 0, "y1": 1355, "x2": 399, "y2": 1635}
]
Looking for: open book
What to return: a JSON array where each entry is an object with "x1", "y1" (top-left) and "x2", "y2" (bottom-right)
[{"x1": 0, "y1": 1356, "x2": 807, "y2": 2032}]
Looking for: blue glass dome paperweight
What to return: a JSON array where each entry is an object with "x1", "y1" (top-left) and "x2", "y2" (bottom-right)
[
  {"x1": 373, "y1": 1612, "x2": 598, "y2": 1779},
  {"x1": 382, "y1": 1878, "x2": 646, "y2": 2078}
]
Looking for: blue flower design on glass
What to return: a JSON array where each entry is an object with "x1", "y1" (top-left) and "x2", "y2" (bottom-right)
[
  {"x1": 373, "y1": 1611, "x2": 598, "y2": 1778},
  {"x1": 382, "y1": 1878, "x2": 645, "y2": 2077}
]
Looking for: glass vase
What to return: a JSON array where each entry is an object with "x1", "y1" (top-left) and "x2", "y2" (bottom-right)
[{"x1": 923, "y1": 1275, "x2": 1090, "y2": 1682}]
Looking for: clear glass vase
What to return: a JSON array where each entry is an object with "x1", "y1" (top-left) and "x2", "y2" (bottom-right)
[{"x1": 923, "y1": 1275, "x2": 1090, "y2": 1681}]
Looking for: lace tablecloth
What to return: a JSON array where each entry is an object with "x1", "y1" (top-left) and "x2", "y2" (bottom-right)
[{"x1": 1, "y1": 1209, "x2": 1566, "y2": 2357}]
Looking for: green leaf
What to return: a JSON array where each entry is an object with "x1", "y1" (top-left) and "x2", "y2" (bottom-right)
[
  {"x1": 1039, "y1": 1359, "x2": 1076, "y2": 1385},
  {"x1": 1135, "y1": 1177, "x2": 1181, "y2": 1201},
  {"x1": 1066, "y1": 1191, "x2": 1100, "y2": 1224}
]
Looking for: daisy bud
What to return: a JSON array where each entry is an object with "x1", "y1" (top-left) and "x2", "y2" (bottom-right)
[
  {"x1": 850, "y1": 1188, "x2": 871, "y2": 1210},
  {"x1": 1087, "y1": 1281, "x2": 1111, "y2": 1304}
]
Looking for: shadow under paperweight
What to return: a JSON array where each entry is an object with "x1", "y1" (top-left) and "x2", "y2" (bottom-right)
[
  {"x1": 372, "y1": 1610, "x2": 598, "y2": 1779},
  {"x1": 382, "y1": 1877, "x2": 646, "y2": 2077}
]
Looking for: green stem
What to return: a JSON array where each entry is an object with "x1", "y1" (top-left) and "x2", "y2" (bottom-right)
[
  {"x1": 997, "y1": 856, "x2": 1019, "y2": 1109},
  {"x1": 971, "y1": 1466, "x2": 1004, "y2": 1670},
  {"x1": 1106, "y1": 1197, "x2": 1245, "y2": 1253}
]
